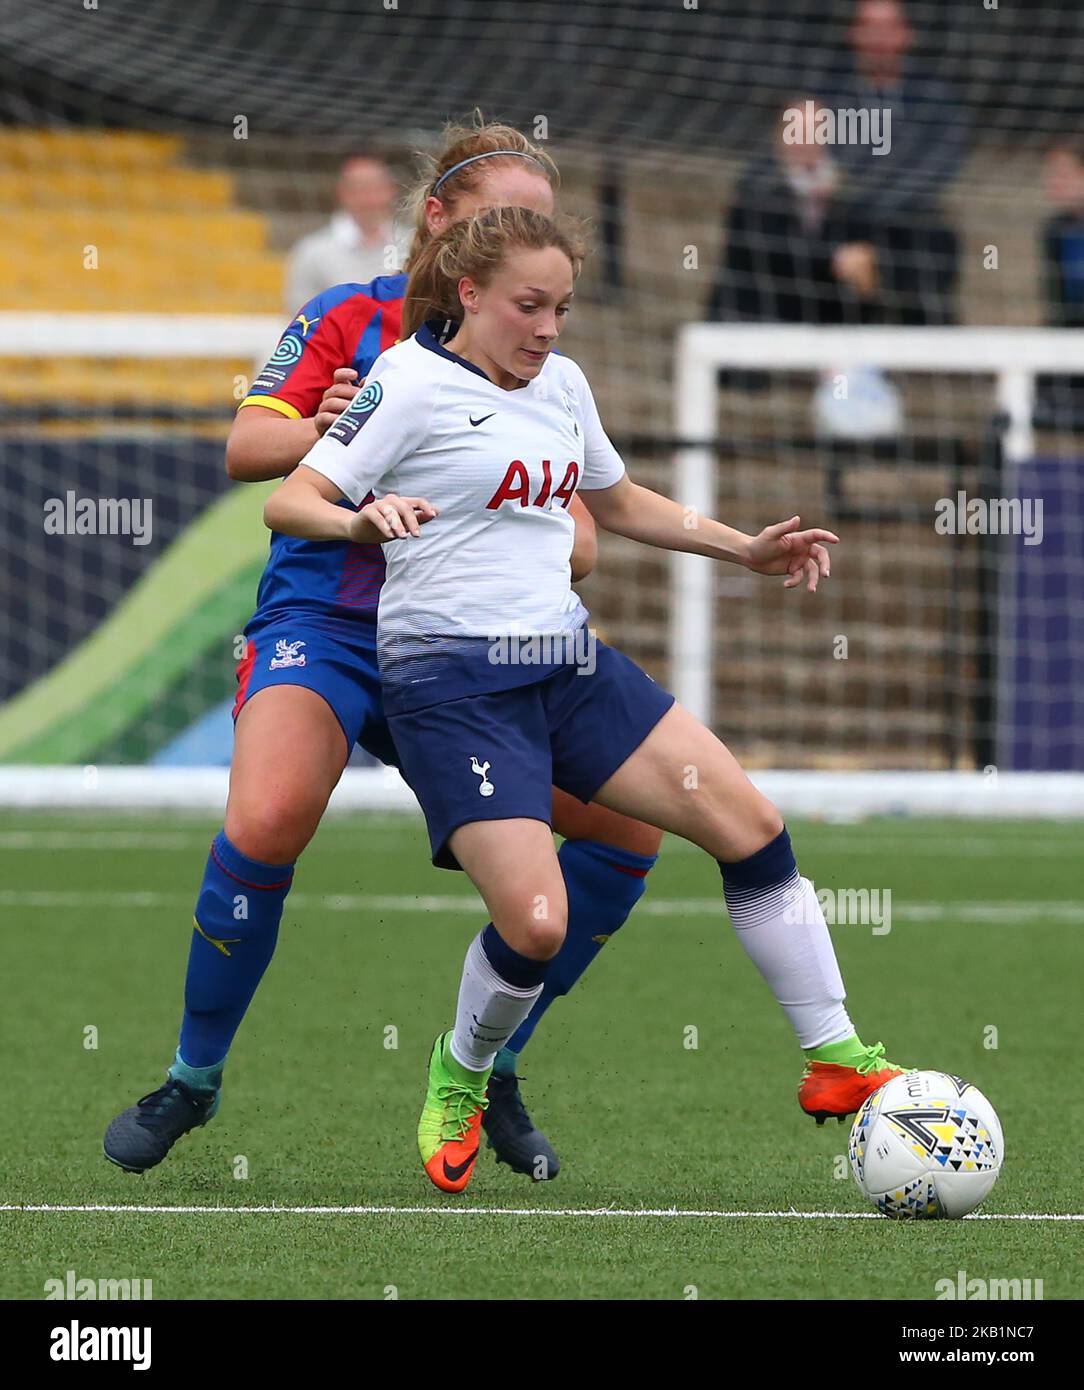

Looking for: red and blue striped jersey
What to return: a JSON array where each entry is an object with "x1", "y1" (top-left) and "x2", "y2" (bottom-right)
[{"x1": 241, "y1": 274, "x2": 407, "y2": 628}]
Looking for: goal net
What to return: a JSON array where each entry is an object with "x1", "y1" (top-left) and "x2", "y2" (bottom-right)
[
  {"x1": 2, "y1": 0, "x2": 1083, "y2": 813},
  {"x1": 670, "y1": 324, "x2": 1084, "y2": 776}
]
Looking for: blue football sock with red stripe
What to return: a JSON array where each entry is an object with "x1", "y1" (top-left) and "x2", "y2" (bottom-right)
[
  {"x1": 177, "y1": 830, "x2": 294, "y2": 1069},
  {"x1": 499, "y1": 838, "x2": 657, "y2": 1066}
]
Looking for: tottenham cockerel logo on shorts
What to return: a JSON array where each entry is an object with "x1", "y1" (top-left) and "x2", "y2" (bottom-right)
[{"x1": 470, "y1": 756, "x2": 494, "y2": 796}]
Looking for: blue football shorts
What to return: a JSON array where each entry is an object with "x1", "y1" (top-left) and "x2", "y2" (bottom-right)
[{"x1": 233, "y1": 613, "x2": 400, "y2": 767}]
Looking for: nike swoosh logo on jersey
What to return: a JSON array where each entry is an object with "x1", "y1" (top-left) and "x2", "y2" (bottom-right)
[
  {"x1": 442, "y1": 1149, "x2": 478, "y2": 1182},
  {"x1": 469, "y1": 413, "x2": 496, "y2": 427}
]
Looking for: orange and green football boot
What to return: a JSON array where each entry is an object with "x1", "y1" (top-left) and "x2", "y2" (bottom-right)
[
  {"x1": 418, "y1": 1032, "x2": 490, "y2": 1193},
  {"x1": 798, "y1": 1038, "x2": 906, "y2": 1125}
]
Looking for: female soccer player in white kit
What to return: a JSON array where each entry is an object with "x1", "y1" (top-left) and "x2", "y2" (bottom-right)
[{"x1": 264, "y1": 207, "x2": 907, "y2": 1193}]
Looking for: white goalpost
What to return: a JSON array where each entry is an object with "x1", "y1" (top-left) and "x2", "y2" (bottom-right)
[
  {"x1": 671, "y1": 323, "x2": 1084, "y2": 816},
  {"x1": 672, "y1": 323, "x2": 1083, "y2": 723}
]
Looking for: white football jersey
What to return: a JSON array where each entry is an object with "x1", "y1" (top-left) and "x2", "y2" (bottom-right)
[{"x1": 300, "y1": 322, "x2": 626, "y2": 693}]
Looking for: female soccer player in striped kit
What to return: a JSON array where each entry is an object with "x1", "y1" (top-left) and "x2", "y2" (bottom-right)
[
  {"x1": 103, "y1": 121, "x2": 664, "y2": 1181},
  {"x1": 264, "y1": 206, "x2": 908, "y2": 1193}
]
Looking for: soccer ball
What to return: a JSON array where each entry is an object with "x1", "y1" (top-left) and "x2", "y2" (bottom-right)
[{"x1": 848, "y1": 1070, "x2": 1003, "y2": 1219}]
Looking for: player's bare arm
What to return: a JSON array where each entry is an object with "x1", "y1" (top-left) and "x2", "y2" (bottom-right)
[
  {"x1": 357, "y1": 493, "x2": 440, "y2": 541},
  {"x1": 225, "y1": 408, "x2": 320, "y2": 482},
  {"x1": 226, "y1": 367, "x2": 361, "y2": 482},
  {"x1": 568, "y1": 493, "x2": 597, "y2": 582},
  {"x1": 580, "y1": 474, "x2": 837, "y2": 593},
  {"x1": 225, "y1": 368, "x2": 362, "y2": 482},
  {"x1": 264, "y1": 464, "x2": 437, "y2": 544}
]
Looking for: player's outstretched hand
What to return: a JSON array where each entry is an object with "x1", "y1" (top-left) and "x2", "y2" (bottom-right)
[
  {"x1": 315, "y1": 368, "x2": 362, "y2": 436},
  {"x1": 352, "y1": 494, "x2": 439, "y2": 542},
  {"x1": 745, "y1": 515, "x2": 839, "y2": 592}
]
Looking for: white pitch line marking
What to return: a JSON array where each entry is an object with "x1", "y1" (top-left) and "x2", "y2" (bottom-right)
[
  {"x1": 0, "y1": 830, "x2": 1077, "y2": 855},
  {"x1": 1, "y1": 889, "x2": 1082, "y2": 925},
  {"x1": 661, "y1": 835, "x2": 1075, "y2": 857},
  {"x1": 0, "y1": 831, "x2": 200, "y2": 850},
  {"x1": 0, "y1": 826, "x2": 419, "y2": 851},
  {"x1": 0, "y1": 1204, "x2": 1080, "y2": 1221}
]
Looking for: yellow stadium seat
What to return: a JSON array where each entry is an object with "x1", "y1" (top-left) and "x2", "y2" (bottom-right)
[{"x1": 0, "y1": 128, "x2": 287, "y2": 410}]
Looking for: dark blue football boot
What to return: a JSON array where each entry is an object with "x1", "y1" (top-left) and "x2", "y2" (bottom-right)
[
  {"x1": 482, "y1": 1070, "x2": 560, "y2": 1181},
  {"x1": 103, "y1": 1073, "x2": 220, "y2": 1173}
]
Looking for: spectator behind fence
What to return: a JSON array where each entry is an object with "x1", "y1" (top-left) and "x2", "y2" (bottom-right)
[
  {"x1": 818, "y1": 0, "x2": 967, "y2": 326},
  {"x1": 1036, "y1": 138, "x2": 1084, "y2": 422},
  {"x1": 285, "y1": 154, "x2": 411, "y2": 312},
  {"x1": 1041, "y1": 139, "x2": 1084, "y2": 329},
  {"x1": 706, "y1": 99, "x2": 880, "y2": 326}
]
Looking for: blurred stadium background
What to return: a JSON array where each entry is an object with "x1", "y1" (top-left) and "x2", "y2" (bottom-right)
[{"x1": 1, "y1": 0, "x2": 1082, "y2": 812}]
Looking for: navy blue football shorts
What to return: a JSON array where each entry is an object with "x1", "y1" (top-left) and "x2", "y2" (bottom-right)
[{"x1": 387, "y1": 639, "x2": 676, "y2": 870}]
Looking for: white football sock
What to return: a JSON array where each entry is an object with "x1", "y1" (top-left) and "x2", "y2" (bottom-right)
[
  {"x1": 449, "y1": 931, "x2": 545, "y2": 1073},
  {"x1": 723, "y1": 872, "x2": 854, "y2": 1050}
]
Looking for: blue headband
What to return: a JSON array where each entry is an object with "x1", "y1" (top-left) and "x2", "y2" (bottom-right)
[{"x1": 432, "y1": 150, "x2": 546, "y2": 195}]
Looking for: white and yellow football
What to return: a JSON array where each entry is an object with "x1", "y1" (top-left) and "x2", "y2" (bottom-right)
[{"x1": 849, "y1": 1070, "x2": 1004, "y2": 1219}]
